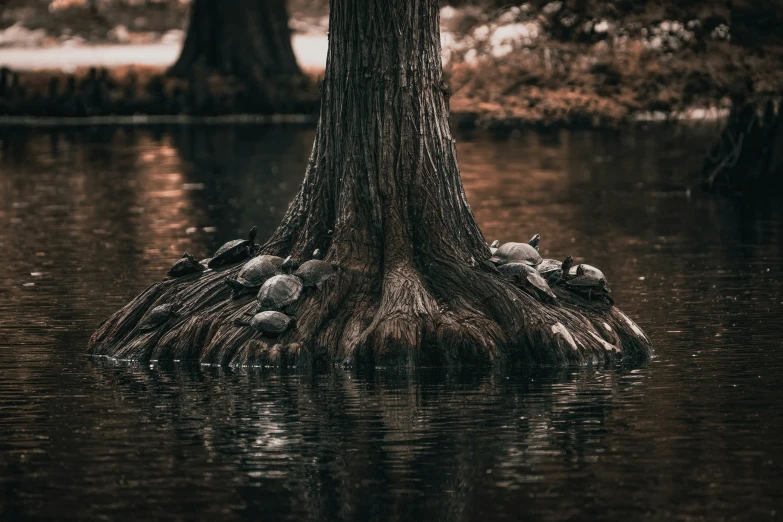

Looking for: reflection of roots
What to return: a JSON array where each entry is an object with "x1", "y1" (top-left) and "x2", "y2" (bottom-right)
[{"x1": 89, "y1": 257, "x2": 652, "y2": 367}]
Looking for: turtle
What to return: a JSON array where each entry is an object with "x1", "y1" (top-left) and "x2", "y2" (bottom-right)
[
  {"x1": 235, "y1": 310, "x2": 295, "y2": 337},
  {"x1": 490, "y1": 241, "x2": 543, "y2": 266},
  {"x1": 167, "y1": 252, "x2": 205, "y2": 277},
  {"x1": 207, "y1": 226, "x2": 257, "y2": 269},
  {"x1": 537, "y1": 256, "x2": 574, "y2": 286},
  {"x1": 295, "y1": 259, "x2": 339, "y2": 289},
  {"x1": 225, "y1": 254, "x2": 284, "y2": 298},
  {"x1": 138, "y1": 303, "x2": 177, "y2": 331},
  {"x1": 567, "y1": 263, "x2": 607, "y2": 282},
  {"x1": 256, "y1": 274, "x2": 304, "y2": 311},
  {"x1": 528, "y1": 233, "x2": 541, "y2": 250},
  {"x1": 564, "y1": 265, "x2": 614, "y2": 304},
  {"x1": 489, "y1": 240, "x2": 500, "y2": 255},
  {"x1": 498, "y1": 263, "x2": 557, "y2": 303}
]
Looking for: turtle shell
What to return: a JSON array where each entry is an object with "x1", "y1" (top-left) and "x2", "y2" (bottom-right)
[
  {"x1": 537, "y1": 258, "x2": 566, "y2": 286},
  {"x1": 256, "y1": 274, "x2": 303, "y2": 310},
  {"x1": 568, "y1": 274, "x2": 611, "y2": 291},
  {"x1": 566, "y1": 275, "x2": 600, "y2": 289},
  {"x1": 249, "y1": 311, "x2": 293, "y2": 336},
  {"x1": 565, "y1": 276, "x2": 612, "y2": 304},
  {"x1": 139, "y1": 303, "x2": 175, "y2": 331},
  {"x1": 208, "y1": 227, "x2": 257, "y2": 269},
  {"x1": 568, "y1": 264, "x2": 606, "y2": 281},
  {"x1": 537, "y1": 259, "x2": 562, "y2": 278},
  {"x1": 490, "y1": 242, "x2": 543, "y2": 266},
  {"x1": 294, "y1": 260, "x2": 338, "y2": 288},
  {"x1": 497, "y1": 263, "x2": 556, "y2": 302},
  {"x1": 237, "y1": 255, "x2": 284, "y2": 287},
  {"x1": 208, "y1": 239, "x2": 250, "y2": 268},
  {"x1": 496, "y1": 262, "x2": 529, "y2": 283},
  {"x1": 168, "y1": 253, "x2": 205, "y2": 278},
  {"x1": 522, "y1": 265, "x2": 557, "y2": 301}
]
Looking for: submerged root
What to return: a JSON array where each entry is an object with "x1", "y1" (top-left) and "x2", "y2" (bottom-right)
[{"x1": 89, "y1": 256, "x2": 652, "y2": 368}]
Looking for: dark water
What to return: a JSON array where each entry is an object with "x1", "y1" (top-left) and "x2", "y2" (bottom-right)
[{"x1": 1, "y1": 124, "x2": 782, "y2": 521}]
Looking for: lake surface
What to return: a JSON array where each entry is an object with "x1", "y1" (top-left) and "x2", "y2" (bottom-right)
[{"x1": 1, "y1": 123, "x2": 782, "y2": 521}]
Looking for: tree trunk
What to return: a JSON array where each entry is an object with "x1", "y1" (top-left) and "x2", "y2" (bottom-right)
[
  {"x1": 701, "y1": 98, "x2": 783, "y2": 193},
  {"x1": 169, "y1": 0, "x2": 304, "y2": 108},
  {"x1": 89, "y1": 0, "x2": 652, "y2": 368}
]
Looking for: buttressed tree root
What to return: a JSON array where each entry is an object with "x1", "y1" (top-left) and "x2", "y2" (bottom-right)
[{"x1": 89, "y1": 0, "x2": 653, "y2": 368}]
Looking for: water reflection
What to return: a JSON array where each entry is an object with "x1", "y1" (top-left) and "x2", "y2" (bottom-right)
[{"x1": 1, "y1": 124, "x2": 782, "y2": 521}]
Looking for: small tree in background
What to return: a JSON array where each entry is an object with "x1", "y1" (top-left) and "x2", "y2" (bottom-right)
[
  {"x1": 700, "y1": 1, "x2": 783, "y2": 193},
  {"x1": 169, "y1": 0, "x2": 307, "y2": 109}
]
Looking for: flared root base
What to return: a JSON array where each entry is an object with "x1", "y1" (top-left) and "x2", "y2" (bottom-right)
[
  {"x1": 89, "y1": 0, "x2": 654, "y2": 369},
  {"x1": 89, "y1": 259, "x2": 653, "y2": 368}
]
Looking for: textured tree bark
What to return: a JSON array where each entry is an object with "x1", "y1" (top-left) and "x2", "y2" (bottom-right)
[
  {"x1": 169, "y1": 0, "x2": 305, "y2": 107},
  {"x1": 89, "y1": 0, "x2": 653, "y2": 367}
]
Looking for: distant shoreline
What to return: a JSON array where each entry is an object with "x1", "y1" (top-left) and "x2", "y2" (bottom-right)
[
  {"x1": 0, "y1": 114, "x2": 316, "y2": 126},
  {"x1": 0, "y1": 38, "x2": 737, "y2": 129},
  {"x1": 0, "y1": 109, "x2": 727, "y2": 129}
]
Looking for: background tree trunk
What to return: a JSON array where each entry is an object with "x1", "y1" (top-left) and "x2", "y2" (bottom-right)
[
  {"x1": 700, "y1": 98, "x2": 782, "y2": 193},
  {"x1": 89, "y1": 0, "x2": 652, "y2": 368},
  {"x1": 169, "y1": 0, "x2": 304, "y2": 108},
  {"x1": 699, "y1": 1, "x2": 783, "y2": 194}
]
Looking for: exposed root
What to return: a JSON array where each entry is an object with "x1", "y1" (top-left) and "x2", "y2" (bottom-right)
[
  {"x1": 89, "y1": 254, "x2": 652, "y2": 368},
  {"x1": 352, "y1": 266, "x2": 438, "y2": 366},
  {"x1": 84, "y1": 0, "x2": 654, "y2": 369}
]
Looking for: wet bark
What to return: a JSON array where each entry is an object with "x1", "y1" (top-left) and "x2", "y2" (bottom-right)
[
  {"x1": 701, "y1": 98, "x2": 782, "y2": 193},
  {"x1": 169, "y1": 0, "x2": 305, "y2": 108},
  {"x1": 89, "y1": 0, "x2": 653, "y2": 368}
]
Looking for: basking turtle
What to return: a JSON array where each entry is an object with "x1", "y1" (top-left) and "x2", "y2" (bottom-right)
[
  {"x1": 565, "y1": 265, "x2": 613, "y2": 304},
  {"x1": 498, "y1": 263, "x2": 556, "y2": 303},
  {"x1": 537, "y1": 256, "x2": 574, "y2": 286},
  {"x1": 295, "y1": 261, "x2": 338, "y2": 289},
  {"x1": 225, "y1": 255, "x2": 284, "y2": 298},
  {"x1": 295, "y1": 252, "x2": 339, "y2": 289},
  {"x1": 235, "y1": 310, "x2": 295, "y2": 337},
  {"x1": 490, "y1": 241, "x2": 543, "y2": 266},
  {"x1": 167, "y1": 252, "x2": 205, "y2": 278},
  {"x1": 567, "y1": 263, "x2": 607, "y2": 282},
  {"x1": 138, "y1": 303, "x2": 177, "y2": 331},
  {"x1": 256, "y1": 274, "x2": 303, "y2": 311},
  {"x1": 489, "y1": 240, "x2": 500, "y2": 255},
  {"x1": 536, "y1": 258, "x2": 561, "y2": 282},
  {"x1": 529, "y1": 233, "x2": 541, "y2": 250},
  {"x1": 207, "y1": 226, "x2": 257, "y2": 269}
]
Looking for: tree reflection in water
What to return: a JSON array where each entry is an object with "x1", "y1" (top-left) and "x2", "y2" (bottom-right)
[
  {"x1": 85, "y1": 361, "x2": 638, "y2": 522},
  {"x1": 1, "y1": 124, "x2": 782, "y2": 521}
]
